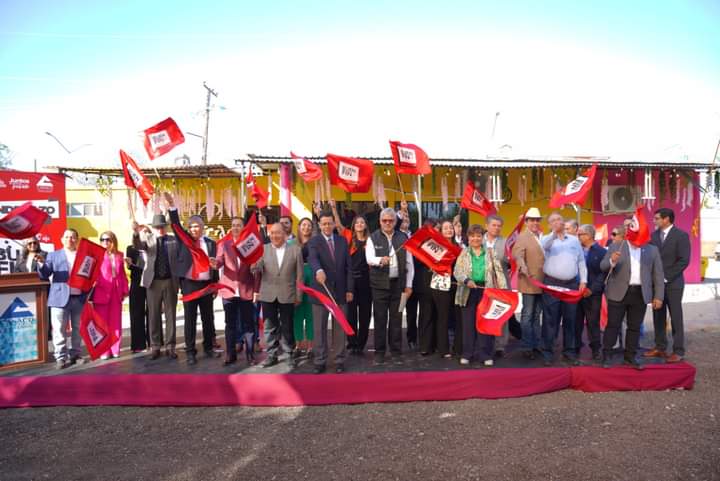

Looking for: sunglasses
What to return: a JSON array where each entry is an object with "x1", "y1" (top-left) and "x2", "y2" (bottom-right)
[
  {"x1": 100, "y1": 237, "x2": 111, "y2": 242},
  {"x1": 611, "y1": 232, "x2": 618, "y2": 236},
  {"x1": 381, "y1": 219, "x2": 395, "y2": 223},
  {"x1": 27, "y1": 241, "x2": 39, "y2": 245}
]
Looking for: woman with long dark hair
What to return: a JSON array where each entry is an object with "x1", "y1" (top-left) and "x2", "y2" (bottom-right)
[
  {"x1": 330, "y1": 200, "x2": 372, "y2": 355},
  {"x1": 15, "y1": 237, "x2": 47, "y2": 273}
]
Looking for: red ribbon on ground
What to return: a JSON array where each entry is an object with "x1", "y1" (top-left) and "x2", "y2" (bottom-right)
[
  {"x1": 528, "y1": 277, "x2": 589, "y2": 304},
  {"x1": 181, "y1": 282, "x2": 236, "y2": 302},
  {"x1": 298, "y1": 283, "x2": 354, "y2": 335}
]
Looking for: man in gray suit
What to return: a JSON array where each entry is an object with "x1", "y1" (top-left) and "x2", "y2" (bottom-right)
[
  {"x1": 600, "y1": 238, "x2": 664, "y2": 369},
  {"x1": 253, "y1": 222, "x2": 303, "y2": 368},
  {"x1": 131, "y1": 214, "x2": 180, "y2": 360},
  {"x1": 484, "y1": 214, "x2": 512, "y2": 357}
]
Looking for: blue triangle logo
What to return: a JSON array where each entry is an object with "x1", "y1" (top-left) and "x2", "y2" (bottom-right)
[{"x1": 0, "y1": 297, "x2": 32, "y2": 319}]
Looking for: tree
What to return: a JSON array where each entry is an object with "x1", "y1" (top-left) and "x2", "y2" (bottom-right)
[{"x1": 0, "y1": 143, "x2": 13, "y2": 168}]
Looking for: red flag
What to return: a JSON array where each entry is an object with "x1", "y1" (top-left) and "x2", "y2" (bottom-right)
[
  {"x1": 181, "y1": 282, "x2": 236, "y2": 302},
  {"x1": 326, "y1": 154, "x2": 374, "y2": 193},
  {"x1": 143, "y1": 117, "x2": 185, "y2": 160},
  {"x1": 119, "y1": 150, "x2": 154, "y2": 206},
  {"x1": 298, "y1": 283, "x2": 354, "y2": 335},
  {"x1": 235, "y1": 214, "x2": 264, "y2": 265},
  {"x1": 246, "y1": 170, "x2": 269, "y2": 209},
  {"x1": 0, "y1": 202, "x2": 49, "y2": 239},
  {"x1": 505, "y1": 214, "x2": 526, "y2": 276},
  {"x1": 460, "y1": 181, "x2": 496, "y2": 216},
  {"x1": 171, "y1": 222, "x2": 211, "y2": 280},
  {"x1": 79, "y1": 302, "x2": 119, "y2": 360},
  {"x1": 290, "y1": 152, "x2": 323, "y2": 182},
  {"x1": 625, "y1": 206, "x2": 650, "y2": 247},
  {"x1": 594, "y1": 223, "x2": 609, "y2": 247},
  {"x1": 476, "y1": 288, "x2": 519, "y2": 336},
  {"x1": 389, "y1": 140, "x2": 431, "y2": 175},
  {"x1": 402, "y1": 225, "x2": 461, "y2": 275},
  {"x1": 68, "y1": 239, "x2": 106, "y2": 292},
  {"x1": 600, "y1": 294, "x2": 608, "y2": 330},
  {"x1": 548, "y1": 164, "x2": 597, "y2": 208},
  {"x1": 528, "y1": 277, "x2": 589, "y2": 304}
]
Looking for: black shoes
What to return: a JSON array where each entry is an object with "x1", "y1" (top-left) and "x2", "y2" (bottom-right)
[
  {"x1": 623, "y1": 359, "x2": 645, "y2": 371},
  {"x1": 223, "y1": 357, "x2": 237, "y2": 366},
  {"x1": 374, "y1": 354, "x2": 385, "y2": 365},
  {"x1": 187, "y1": 354, "x2": 197, "y2": 365},
  {"x1": 562, "y1": 355, "x2": 582, "y2": 366},
  {"x1": 522, "y1": 350, "x2": 536, "y2": 360},
  {"x1": 204, "y1": 351, "x2": 221, "y2": 359},
  {"x1": 150, "y1": 350, "x2": 161, "y2": 360},
  {"x1": 408, "y1": 341, "x2": 417, "y2": 351},
  {"x1": 313, "y1": 365, "x2": 326, "y2": 374},
  {"x1": 592, "y1": 350, "x2": 602, "y2": 362},
  {"x1": 261, "y1": 357, "x2": 278, "y2": 368}
]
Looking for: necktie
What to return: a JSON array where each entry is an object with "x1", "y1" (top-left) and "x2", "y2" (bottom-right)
[
  {"x1": 327, "y1": 237, "x2": 335, "y2": 260},
  {"x1": 660, "y1": 230, "x2": 666, "y2": 244}
]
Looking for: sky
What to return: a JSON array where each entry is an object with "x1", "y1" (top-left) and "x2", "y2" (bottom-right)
[{"x1": 1, "y1": 0, "x2": 719, "y2": 171}]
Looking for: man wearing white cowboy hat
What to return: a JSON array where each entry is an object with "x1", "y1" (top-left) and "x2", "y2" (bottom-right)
[{"x1": 511, "y1": 207, "x2": 545, "y2": 360}]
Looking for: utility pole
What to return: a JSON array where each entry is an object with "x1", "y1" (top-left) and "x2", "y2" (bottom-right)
[{"x1": 202, "y1": 81, "x2": 218, "y2": 165}]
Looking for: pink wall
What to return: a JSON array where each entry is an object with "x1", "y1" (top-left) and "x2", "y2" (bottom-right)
[{"x1": 591, "y1": 168, "x2": 701, "y2": 283}]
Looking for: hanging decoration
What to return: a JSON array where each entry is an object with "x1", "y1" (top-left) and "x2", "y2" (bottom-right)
[
  {"x1": 454, "y1": 174, "x2": 462, "y2": 200},
  {"x1": 642, "y1": 168, "x2": 656, "y2": 201},
  {"x1": 377, "y1": 176, "x2": 387, "y2": 206},
  {"x1": 205, "y1": 185, "x2": 214, "y2": 221},
  {"x1": 487, "y1": 170, "x2": 504, "y2": 204},
  {"x1": 674, "y1": 171, "x2": 682, "y2": 204},
  {"x1": 600, "y1": 170, "x2": 609, "y2": 210},
  {"x1": 440, "y1": 175, "x2": 449, "y2": 213},
  {"x1": 686, "y1": 181, "x2": 693, "y2": 211}
]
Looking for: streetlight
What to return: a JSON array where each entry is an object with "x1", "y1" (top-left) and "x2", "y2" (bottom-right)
[{"x1": 44, "y1": 131, "x2": 92, "y2": 154}]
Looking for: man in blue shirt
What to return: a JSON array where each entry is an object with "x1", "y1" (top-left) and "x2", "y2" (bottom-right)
[{"x1": 540, "y1": 212, "x2": 587, "y2": 366}]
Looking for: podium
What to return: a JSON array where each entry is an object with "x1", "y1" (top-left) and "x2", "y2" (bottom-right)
[{"x1": 0, "y1": 273, "x2": 49, "y2": 370}]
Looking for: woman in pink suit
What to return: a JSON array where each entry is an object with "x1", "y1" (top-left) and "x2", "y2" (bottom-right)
[{"x1": 93, "y1": 231, "x2": 129, "y2": 359}]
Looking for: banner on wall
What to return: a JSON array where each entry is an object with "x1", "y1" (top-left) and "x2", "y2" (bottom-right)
[
  {"x1": 0, "y1": 292, "x2": 39, "y2": 365},
  {"x1": 0, "y1": 171, "x2": 66, "y2": 274}
]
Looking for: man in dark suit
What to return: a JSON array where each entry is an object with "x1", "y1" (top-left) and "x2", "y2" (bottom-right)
[
  {"x1": 308, "y1": 211, "x2": 354, "y2": 374},
  {"x1": 645, "y1": 208, "x2": 690, "y2": 363},
  {"x1": 163, "y1": 193, "x2": 219, "y2": 365},
  {"x1": 575, "y1": 224, "x2": 607, "y2": 360},
  {"x1": 600, "y1": 238, "x2": 664, "y2": 369}
]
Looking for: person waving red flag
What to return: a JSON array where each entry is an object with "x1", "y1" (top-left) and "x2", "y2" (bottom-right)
[
  {"x1": 68, "y1": 238, "x2": 106, "y2": 292},
  {"x1": 143, "y1": 117, "x2": 185, "y2": 160},
  {"x1": 235, "y1": 213, "x2": 264, "y2": 265},
  {"x1": 625, "y1": 206, "x2": 651, "y2": 247},
  {"x1": 389, "y1": 140, "x2": 431, "y2": 175},
  {"x1": 120, "y1": 150, "x2": 154, "y2": 206},
  {"x1": 548, "y1": 164, "x2": 597, "y2": 208},
  {"x1": 460, "y1": 181, "x2": 496, "y2": 216},
  {"x1": 326, "y1": 154, "x2": 374, "y2": 193},
  {"x1": 290, "y1": 152, "x2": 323, "y2": 182}
]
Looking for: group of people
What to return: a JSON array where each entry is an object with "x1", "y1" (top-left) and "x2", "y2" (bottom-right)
[{"x1": 30, "y1": 189, "x2": 690, "y2": 373}]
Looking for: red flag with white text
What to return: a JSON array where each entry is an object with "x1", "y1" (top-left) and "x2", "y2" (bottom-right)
[
  {"x1": 460, "y1": 181, "x2": 496, "y2": 216},
  {"x1": 143, "y1": 117, "x2": 185, "y2": 160},
  {"x1": 235, "y1": 214, "x2": 264, "y2": 265},
  {"x1": 68, "y1": 239, "x2": 106, "y2": 292},
  {"x1": 528, "y1": 277, "x2": 589, "y2": 304},
  {"x1": 389, "y1": 140, "x2": 431, "y2": 175},
  {"x1": 120, "y1": 150, "x2": 154, "y2": 206},
  {"x1": 246, "y1": 170, "x2": 269, "y2": 209},
  {"x1": 402, "y1": 225, "x2": 461, "y2": 275},
  {"x1": 548, "y1": 164, "x2": 597, "y2": 208},
  {"x1": 326, "y1": 154, "x2": 374, "y2": 193},
  {"x1": 290, "y1": 152, "x2": 323, "y2": 182},
  {"x1": 625, "y1": 206, "x2": 650, "y2": 247},
  {"x1": 79, "y1": 302, "x2": 119, "y2": 360},
  {"x1": 476, "y1": 288, "x2": 519, "y2": 336},
  {"x1": 298, "y1": 283, "x2": 354, "y2": 335},
  {"x1": 0, "y1": 202, "x2": 49, "y2": 240}
]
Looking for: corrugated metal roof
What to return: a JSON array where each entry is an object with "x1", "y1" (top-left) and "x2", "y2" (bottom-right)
[
  {"x1": 48, "y1": 163, "x2": 243, "y2": 178},
  {"x1": 244, "y1": 154, "x2": 714, "y2": 170}
]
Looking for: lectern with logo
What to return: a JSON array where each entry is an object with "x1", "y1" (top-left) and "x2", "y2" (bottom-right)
[{"x1": 0, "y1": 272, "x2": 49, "y2": 370}]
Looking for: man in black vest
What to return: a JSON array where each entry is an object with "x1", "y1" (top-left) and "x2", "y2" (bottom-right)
[
  {"x1": 645, "y1": 207, "x2": 691, "y2": 363},
  {"x1": 365, "y1": 207, "x2": 414, "y2": 365}
]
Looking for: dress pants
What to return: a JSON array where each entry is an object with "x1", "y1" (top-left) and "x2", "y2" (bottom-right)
[
  {"x1": 418, "y1": 293, "x2": 437, "y2": 354},
  {"x1": 223, "y1": 297, "x2": 255, "y2": 360},
  {"x1": 50, "y1": 295, "x2": 84, "y2": 362},
  {"x1": 652, "y1": 285, "x2": 685, "y2": 356},
  {"x1": 603, "y1": 286, "x2": 647, "y2": 362},
  {"x1": 541, "y1": 276, "x2": 579, "y2": 360},
  {"x1": 147, "y1": 278, "x2": 178, "y2": 349},
  {"x1": 574, "y1": 294, "x2": 602, "y2": 354},
  {"x1": 262, "y1": 300, "x2": 294, "y2": 360},
  {"x1": 182, "y1": 280, "x2": 215, "y2": 356},
  {"x1": 429, "y1": 288, "x2": 452, "y2": 355},
  {"x1": 312, "y1": 303, "x2": 348, "y2": 367},
  {"x1": 347, "y1": 276, "x2": 372, "y2": 351},
  {"x1": 372, "y1": 278, "x2": 404, "y2": 356},
  {"x1": 461, "y1": 287, "x2": 494, "y2": 361},
  {"x1": 128, "y1": 283, "x2": 149, "y2": 351},
  {"x1": 404, "y1": 292, "x2": 419, "y2": 345}
]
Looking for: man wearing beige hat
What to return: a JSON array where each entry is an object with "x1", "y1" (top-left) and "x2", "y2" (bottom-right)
[{"x1": 511, "y1": 208, "x2": 545, "y2": 360}]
